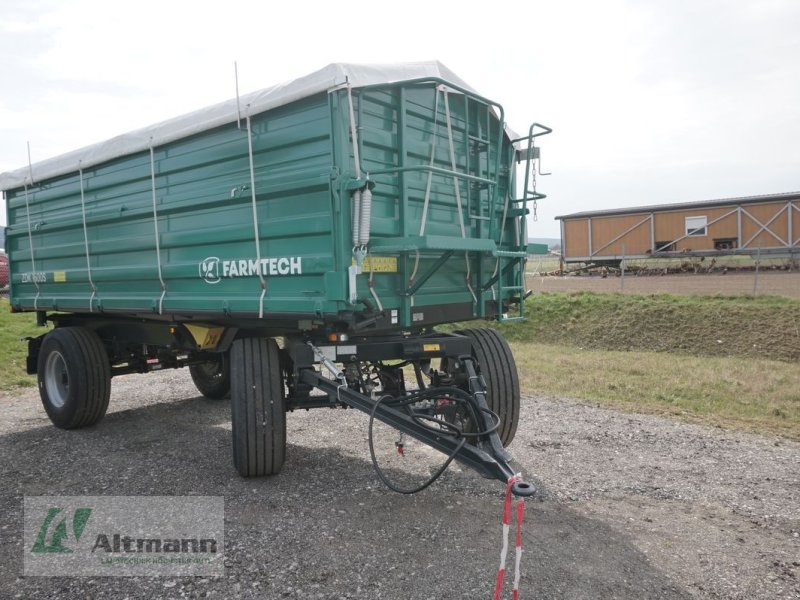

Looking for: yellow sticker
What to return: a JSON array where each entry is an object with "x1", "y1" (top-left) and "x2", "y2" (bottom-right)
[
  {"x1": 183, "y1": 324, "x2": 225, "y2": 350},
  {"x1": 53, "y1": 271, "x2": 67, "y2": 283},
  {"x1": 423, "y1": 343, "x2": 441, "y2": 352},
  {"x1": 351, "y1": 256, "x2": 398, "y2": 273}
]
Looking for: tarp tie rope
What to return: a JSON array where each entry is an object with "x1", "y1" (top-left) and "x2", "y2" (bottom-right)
[
  {"x1": 244, "y1": 108, "x2": 267, "y2": 318},
  {"x1": 410, "y1": 84, "x2": 443, "y2": 308},
  {"x1": 346, "y1": 83, "x2": 363, "y2": 248},
  {"x1": 443, "y1": 89, "x2": 476, "y2": 306},
  {"x1": 493, "y1": 474, "x2": 525, "y2": 600},
  {"x1": 23, "y1": 181, "x2": 40, "y2": 311},
  {"x1": 78, "y1": 163, "x2": 97, "y2": 311},
  {"x1": 367, "y1": 251, "x2": 384, "y2": 313},
  {"x1": 491, "y1": 165, "x2": 516, "y2": 303},
  {"x1": 443, "y1": 89, "x2": 465, "y2": 239},
  {"x1": 465, "y1": 252, "x2": 478, "y2": 305},
  {"x1": 148, "y1": 142, "x2": 167, "y2": 315}
]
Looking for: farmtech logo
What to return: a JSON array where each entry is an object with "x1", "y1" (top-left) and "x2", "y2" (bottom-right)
[
  {"x1": 24, "y1": 496, "x2": 224, "y2": 576},
  {"x1": 199, "y1": 256, "x2": 302, "y2": 284}
]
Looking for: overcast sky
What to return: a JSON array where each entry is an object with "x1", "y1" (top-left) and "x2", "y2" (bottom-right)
[{"x1": 1, "y1": 0, "x2": 798, "y2": 239}]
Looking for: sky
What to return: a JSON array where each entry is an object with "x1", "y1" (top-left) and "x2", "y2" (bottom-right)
[{"x1": 1, "y1": 0, "x2": 798, "y2": 239}]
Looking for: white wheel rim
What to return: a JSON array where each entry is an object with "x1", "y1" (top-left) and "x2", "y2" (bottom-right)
[{"x1": 44, "y1": 351, "x2": 69, "y2": 408}]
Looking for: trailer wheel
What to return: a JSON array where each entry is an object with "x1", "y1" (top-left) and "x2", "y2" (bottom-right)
[
  {"x1": 189, "y1": 353, "x2": 230, "y2": 399},
  {"x1": 453, "y1": 328, "x2": 520, "y2": 447},
  {"x1": 230, "y1": 338, "x2": 286, "y2": 477},
  {"x1": 37, "y1": 327, "x2": 111, "y2": 430}
]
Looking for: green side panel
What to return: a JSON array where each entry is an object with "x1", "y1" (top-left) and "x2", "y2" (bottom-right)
[
  {"x1": 527, "y1": 243, "x2": 549, "y2": 255},
  {"x1": 6, "y1": 95, "x2": 340, "y2": 317},
  {"x1": 6, "y1": 79, "x2": 528, "y2": 330},
  {"x1": 330, "y1": 83, "x2": 525, "y2": 326}
]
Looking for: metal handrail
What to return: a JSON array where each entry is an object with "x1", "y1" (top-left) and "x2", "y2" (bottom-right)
[
  {"x1": 367, "y1": 165, "x2": 496, "y2": 187},
  {"x1": 354, "y1": 78, "x2": 507, "y2": 233},
  {"x1": 509, "y1": 122, "x2": 553, "y2": 145}
]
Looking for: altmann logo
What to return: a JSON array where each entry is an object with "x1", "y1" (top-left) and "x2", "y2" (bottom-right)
[
  {"x1": 92, "y1": 533, "x2": 217, "y2": 554},
  {"x1": 25, "y1": 496, "x2": 224, "y2": 576},
  {"x1": 199, "y1": 256, "x2": 302, "y2": 284},
  {"x1": 31, "y1": 507, "x2": 92, "y2": 553}
]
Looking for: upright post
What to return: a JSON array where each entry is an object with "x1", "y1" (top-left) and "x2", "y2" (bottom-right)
[
  {"x1": 621, "y1": 243, "x2": 626, "y2": 291},
  {"x1": 753, "y1": 243, "x2": 761, "y2": 297}
]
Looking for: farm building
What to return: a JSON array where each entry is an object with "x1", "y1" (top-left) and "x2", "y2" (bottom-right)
[{"x1": 556, "y1": 192, "x2": 800, "y2": 264}]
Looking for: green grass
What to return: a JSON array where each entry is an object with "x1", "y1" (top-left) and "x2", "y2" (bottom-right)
[
  {"x1": 449, "y1": 291, "x2": 800, "y2": 438},
  {"x1": 0, "y1": 298, "x2": 47, "y2": 390},
  {"x1": 512, "y1": 342, "x2": 800, "y2": 440},
  {"x1": 3, "y1": 293, "x2": 798, "y2": 438},
  {"x1": 491, "y1": 292, "x2": 800, "y2": 362}
]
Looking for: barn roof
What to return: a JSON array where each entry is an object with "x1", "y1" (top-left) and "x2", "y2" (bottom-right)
[{"x1": 555, "y1": 191, "x2": 800, "y2": 220}]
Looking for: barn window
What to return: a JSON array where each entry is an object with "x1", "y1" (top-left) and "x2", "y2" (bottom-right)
[
  {"x1": 654, "y1": 241, "x2": 676, "y2": 252},
  {"x1": 685, "y1": 216, "x2": 707, "y2": 237},
  {"x1": 714, "y1": 238, "x2": 738, "y2": 250}
]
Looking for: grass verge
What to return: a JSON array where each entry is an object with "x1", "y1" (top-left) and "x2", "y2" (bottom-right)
[
  {"x1": 0, "y1": 299, "x2": 46, "y2": 391},
  {"x1": 3, "y1": 294, "x2": 798, "y2": 439},
  {"x1": 512, "y1": 341, "x2": 800, "y2": 440},
  {"x1": 493, "y1": 292, "x2": 800, "y2": 362}
]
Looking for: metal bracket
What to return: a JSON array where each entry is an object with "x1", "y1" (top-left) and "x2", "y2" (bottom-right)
[
  {"x1": 345, "y1": 177, "x2": 376, "y2": 192},
  {"x1": 405, "y1": 250, "x2": 454, "y2": 296}
]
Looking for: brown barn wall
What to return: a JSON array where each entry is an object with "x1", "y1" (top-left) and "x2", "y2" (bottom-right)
[
  {"x1": 792, "y1": 203, "x2": 800, "y2": 244},
  {"x1": 654, "y1": 207, "x2": 738, "y2": 252},
  {"x1": 740, "y1": 202, "x2": 790, "y2": 249},
  {"x1": 560, "y1": 197, "x2": 800, "y2": 261},
  {"x1": 564, "y1": 219, "x2": 589, "y2": 258},
  {"x1": 590, "y1": 213, "x2": 652, "y2": 255}
]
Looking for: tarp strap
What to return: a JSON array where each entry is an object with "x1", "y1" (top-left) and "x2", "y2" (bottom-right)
[
  {"x1": 465, "y1": 252, "x2": 478, "y2": 304},
  {"x1": 367, "y1": 252, "x2": 384, "y2": 313},
  {"x1": 347, "y1": 84, "x2": 363, "y2": 248},
  {"x1": 418, "y1": 85, "x2": 442, "y2": 237},
  {"x1": 148, "y1": 142, "x2": 167, "y2": 315},
  {"x1": 443, "y1": 89, "x2": 466, "y2": 239},
  {"x1": 443, "y1": 89, "x2": 477, "y2": 305},
  {"x1": 78, "y1": 163, "x2": 97, "y2": 312},
  {"x1": 410, "y1": 84, "x2": 443, "y2": 308},
  {"x1": 245, "y1": 109, "x2": 267, "y2": 318},
  {"x1": 491, "y1": 176, "x2": 514, "y2": 301},
  {"x1": 492, "y1": 132, "x2": 522, "y2": 301},
  {"x1": 23, "y1": 181, "x2": 40, "y2": 311}
]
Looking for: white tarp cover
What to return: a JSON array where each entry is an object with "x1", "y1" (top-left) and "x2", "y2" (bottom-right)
[{"x1": 0, "y1": 61, "x2": 490, "y2": 191}]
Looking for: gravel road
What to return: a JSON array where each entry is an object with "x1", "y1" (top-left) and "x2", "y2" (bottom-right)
[{"x1": 1, "y1": 371, "x2": 798, "y2": 599}]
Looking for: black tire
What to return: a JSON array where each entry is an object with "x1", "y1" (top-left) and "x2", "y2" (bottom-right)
[
  {"x1": 37, "y1": 327, "x2": 111, "y2": 430},
  {"x1": 189, "y1": 353, "x2": 230, "y2": 399},
  {"x1": 230, "y1": 338, "x2": 286, "y2": 477},
  {"x1": 454, "y1": 328, "x2": 521, "y2": 447}
]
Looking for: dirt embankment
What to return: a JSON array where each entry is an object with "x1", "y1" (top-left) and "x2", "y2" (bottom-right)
[{"x1": 495, "y1": 290, "x2": 800, "y2": 362}]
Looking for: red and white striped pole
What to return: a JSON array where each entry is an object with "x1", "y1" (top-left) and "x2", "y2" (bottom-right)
[{"x1": 493, "y1": 475, "x2": 525, "y2": 600}]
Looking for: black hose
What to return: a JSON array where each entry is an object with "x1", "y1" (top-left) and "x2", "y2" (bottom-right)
[{"x1": 366, "y1": 386, "x2": 501, "y2": 494}]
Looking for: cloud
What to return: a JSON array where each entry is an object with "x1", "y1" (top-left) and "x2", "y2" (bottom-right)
[{"x1": 1, "y1": 0, "x2": 799, "y2": 237}]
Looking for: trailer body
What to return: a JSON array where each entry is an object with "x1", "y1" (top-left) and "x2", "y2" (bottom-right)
[
  {"x1": 3, "y1": 62, "x2": 537, "y2": 333},
  {"x1": 1, "y1": 63, "x2": 548, "y2": 495}
]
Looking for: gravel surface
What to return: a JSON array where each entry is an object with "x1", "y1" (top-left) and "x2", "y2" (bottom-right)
[{"x1": 1, "y1": 371, "x2": 798, "y2": 599}]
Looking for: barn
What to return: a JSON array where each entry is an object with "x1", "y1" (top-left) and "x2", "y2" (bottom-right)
[{"x1": 556, "y1": 192, "x2": 800, "y2": 264}]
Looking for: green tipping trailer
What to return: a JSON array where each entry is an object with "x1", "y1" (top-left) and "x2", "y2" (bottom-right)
[{"x1": 2, "y1": 62, "x2": 550, "y2": 495}]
